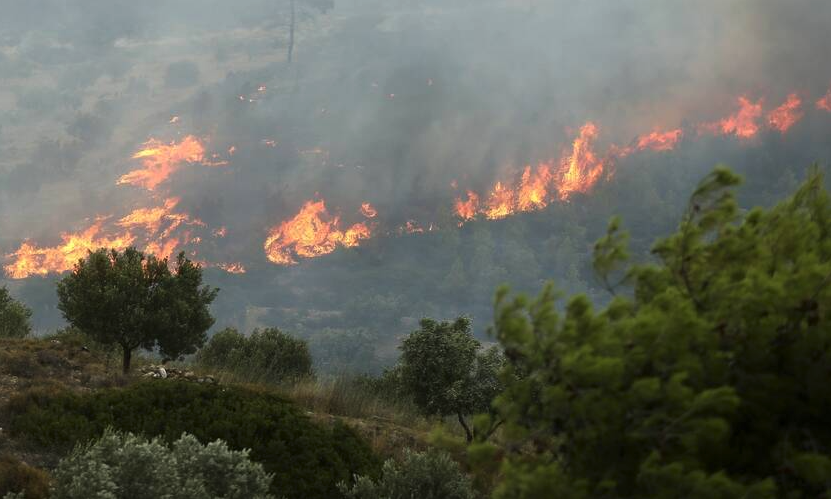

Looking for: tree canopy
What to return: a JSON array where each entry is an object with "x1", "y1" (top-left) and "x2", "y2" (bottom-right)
[
  {"x1": 398, "y1": 317, "x2": 504, "y2": 442},
  {"x1": 0, "y1": 287, "x2": 32, "y2": 338},
  {"x1": 56, "y1": 248, "x2": 218, "y2": 373},
  {"x1": 198, "y1": 327, "x2": 313, "y2": 382},
  {"x1": 472, "y1": 166, "x2": 831, "y2": 498}
]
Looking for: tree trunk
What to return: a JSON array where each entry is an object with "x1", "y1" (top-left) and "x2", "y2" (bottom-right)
[
  {"x1": 121, "y1": 346, "x2": 132, "y2": 374},
  {"x1": 287, "y1": 0, "x2": 295, "y2": 64},
  {"x1": 457, "y1": 413, "x2": 473, "y2": 443}
]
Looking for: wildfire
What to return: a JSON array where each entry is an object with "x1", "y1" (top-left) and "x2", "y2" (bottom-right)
[
  {"x1": 637, "y1": 128, "x2": 683, "y2": 152},
  {"x1": 817, "y1": 85, "x2": 831, "y2": 112},
  {"x1": 217, "y1": 262, "x2": 247, "y2": 274},
  {"x1": 700, "y1": 96, "x2": 763, "y2": 139},
  {"x1": 517, "y1": 162, "x2": 554, "y2": 211},
  {"x1": 3, "y1": 221, "x2": 136, "y2": 279},
  {"x1": 768, "y1": 93, "x2": 803, "y2": 133},
  {"x1": 264, "y1": 199, "x2": 373, "y2": 265},
  {"x1": 360, "y1": 202, "x2": 378, "y2": 218},
  {"x1": 118, "y1": 135, "x2": 224, "y2": 191},
  {"x1": 454, "y1": 191, "x2": 480, "y2": 221},
  {"x1": 556, "y1": 122, "x2": 605, "y2": 200}
]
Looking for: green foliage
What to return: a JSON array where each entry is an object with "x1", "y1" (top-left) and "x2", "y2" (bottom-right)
[
  {"x1": 7, "y1": 380, "x2": 380, "y2": 499},
  {"x1": 481, "y1": 166, "x2": 831, "y2": 498},
  {"x1": 198, "y1": 327, "x2": 313, "y2": 382},
  {"x1": 56, "y1": 248, "x2": 218, "y2": 372},
  {"x1": 0, "y1": 287, "x2": 32, "y2": 338},
  {"x1": 339, "y1": 449, "x2": 475, "y2": 499},
  {"x1": 0, "y1": 454, "x2": 50, "y2": 499},
  {"x1": 52, "y1": 428, "x2": 273, "y2": 499},
  {"x1": 397, "y1": 317, "x2": 504, "y2": 441}
]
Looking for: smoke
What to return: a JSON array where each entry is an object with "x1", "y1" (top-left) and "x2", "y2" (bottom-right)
[{"x1": 2, "y1": 0, "x2": 831, "y2": 342}]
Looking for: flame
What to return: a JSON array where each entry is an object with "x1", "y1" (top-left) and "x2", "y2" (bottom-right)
[
  {"x1": 4, "y1": 221, "x2": 136, "y2": 279},
  {"x1": 484, "y1": 182, "x2": 516, "y2": 220},
  {"x1": 454, "y1": 191, "x2": 480, "y2": 221},
  {"x1": 768, "y1": 93, "x2": 803, "y2": 133},
  {"x1": 360, "y1": 202, "x2": 378, "y2": 218},
  {"x1": 556, "y1": 122, "x2": 605, "y2": 200},
  {"x1": 212, "y1": 227, "x2": 228, "y2": 238},
  {"x1": 403, "y1": 220, "x2": 425, "y2": 234},
  {"x1": 637, "y1": 128, "x2": 683, "y2": 151},
  {"x1": 517, "y1": 161, "x2": 554, "y2": 211},
  {"x1": 118, "y1": 135, "x2": 212, "y2": 190},
  {"x1": 700, "y1": 96, "x2": 763, "y2": 139},
  {"x1": 264, "y1": 199, "x2": 372, "y2": 265},
  {"x1": 816, "y1": 85, "x2": 831, "y2": 112}
]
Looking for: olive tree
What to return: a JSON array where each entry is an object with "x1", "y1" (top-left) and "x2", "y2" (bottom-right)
[
  {"x1": 57, "y1": 248, "x2": 218, "y2": 373},
  {"x1": 398, "y1": 317, "x2": 504, "y2": 442}
]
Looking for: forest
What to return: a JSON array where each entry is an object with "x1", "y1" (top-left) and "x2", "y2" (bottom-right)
[{"x1": 1, "y1": 0, "x2": 831, "y2": 497}]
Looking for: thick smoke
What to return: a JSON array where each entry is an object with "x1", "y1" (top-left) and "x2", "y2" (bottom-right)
[{"x1": 2, "y1": 0, "x2": 831, "y2": 357}]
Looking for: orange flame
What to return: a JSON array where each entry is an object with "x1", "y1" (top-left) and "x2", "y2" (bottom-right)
[
  {"x1": 484, "y1": 182, "x2": 516, "y2": 220},
  {"x1": 217, "y1": 262, "x2": 247, "y2": 274},
  {"x1": 264, "y1": 199, "x2": 372, "y2": 265},
  {"x1": 556, "y1": 122, "x2": 605, "y2": 200},
  {"x1": 816, "y1": 86, "x2": 831, "y2": 112},
  {"x1": 517, "y1": 161, "x2": 554, "y2": 211},
  {"x1": 4, "y1": 221, "x2": 136, "y2": 279},
  {"x1": 700, "y1": 96, "x2": 763, "y2": 139},
  {"x1": 118, "y1": 135, "x2": 214, "y2": 190},
  {"x1": 454, "y1": 191, "x2": 480, "y2": 221},
  {"x1": 637, "y1": 128, "x2": 683, "y2": 151},
  {"x1": 768, "y1": 93, "x2": 803, "y2": 133},
  {"x1": 360, "y1": 202, "x2": 378, "y2": 218}
]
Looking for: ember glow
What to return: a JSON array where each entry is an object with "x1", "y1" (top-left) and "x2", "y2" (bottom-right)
[
  {"x1": 768, "y1": 94, "x2": 804, "y2": 133},
  {"x1": 700, "y1": 96, "x2": 764, "y2": 139},
  {"x1": 118, "y1": 135, "x2": 222, "y2": 191},
  {"x1": 264, "y1": 199, "x2": 373, "y2": 265}
]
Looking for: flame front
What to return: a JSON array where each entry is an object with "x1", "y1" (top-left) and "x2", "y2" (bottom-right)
[
  {"x1": 4, "y1": 221, "x2": 136, "y2": 279},
  {"x1": 454, "y1": 191, "x2": 480, "y2": 222},
  {"x1": 768, "y1": 94, "x2": 803, "y2": 133},
  {"x1": 700, "y1": 96, "x2": 763, "y2": 139},
  {"x1": 264, "y1": 199, "x2": 373, "y2": 265},
  {"x1": 118, "y1": 135, "x2": 210, "y2": 190},
  {"x1": 637, "y1": 128, "x2": 683, "y2": 151},
  {"x1": 556, "y1": 122, "x2": 605, "y2": 200}
]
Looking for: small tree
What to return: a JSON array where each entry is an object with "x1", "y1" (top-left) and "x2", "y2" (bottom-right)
[
  {"x1": 339, "y1": 449, "x2": 475, "y2": 499},
  {"x1": 398, "y1": 317, "x2": 504, "y2": 442},
  {"x1": 57, "y1": 248, "x2": 218, "y2": 373},
  {"x1": 0, "y1": 287, "x2": 32, "y2": 338},
  {"x1": 52, "y1": 429, "x2": 274, "y2": 499}
]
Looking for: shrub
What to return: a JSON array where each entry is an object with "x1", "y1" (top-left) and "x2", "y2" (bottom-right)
[
  {"x1": 52, "y1": 428, "x2": 273, "y2": 499},
  {"x1": 339, "y1": 449, "x2": 475, "y2": 499},
  {"x1": 0, "y1": 454, "x2": 50, "y2": 499},
  {"x1": 7, "y1": 380, "x2": 380, "y2": 499},
  {"x1": 0, "y1": 287, "x2": 32, "y2": 339},
  {"x1": 198, "y1": 327, "x2": 313, "y2": 383}
]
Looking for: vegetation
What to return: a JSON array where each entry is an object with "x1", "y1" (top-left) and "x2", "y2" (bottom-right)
[
  {"x1": 56, "y1": 248, "x2": 218, "y2": 373},
  {"x1": 52, "y1": 429, "x2": 273, "y2": 499},
  {"x1": 0, "y1": 455, "x2": 49, "y2": 499},
  {"x1": 6, "y1": 380, "x2": 379, "y2": 499},
  {"x1": 198, "y1": 327, "x2": 313, "y2": 383},
  {"x1": 395, "y1": 317, "x2": 504, "y2": 441},
  {"x1": 470, "y1": 167, "x2": 831, "y2": 498},
  {"x1": 340, "y1": 449, "x2": 475, "y2": 499},
  {"x1": 0, "y1": 287, "x2": 32, "y2": 339}
]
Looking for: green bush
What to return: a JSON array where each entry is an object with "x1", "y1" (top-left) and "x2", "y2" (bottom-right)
[
  {"x1": 0, "y1": 454, "x2": 50, "y2": 499},
  {"x1": 7, "y1": 381, "x2": 380, "y2": 499},
  {"x1": 198, "y1": 327, "x2": 313, "y2": 383},
  {"x1": 339, "y1": 449, "x2": 475, "y2": 499},
  {"x1": 0, "y1": 287, "x2": 32, "y2": 339},
  {"x1": 52, "y1": 428, "x2": 273, "y2": 499}
]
